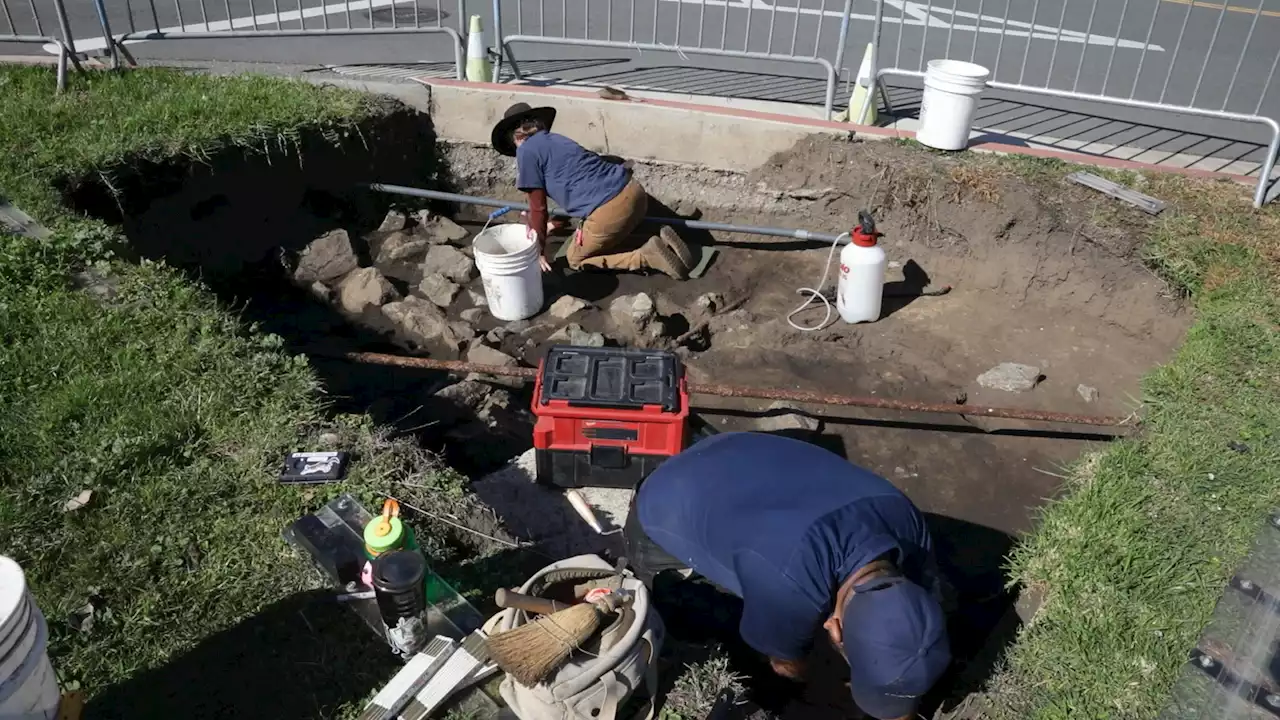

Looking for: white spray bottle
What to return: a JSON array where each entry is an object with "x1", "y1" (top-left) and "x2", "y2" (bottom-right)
[{"x1": 837, "y1": 211, "x2": 888, "y2": 324}]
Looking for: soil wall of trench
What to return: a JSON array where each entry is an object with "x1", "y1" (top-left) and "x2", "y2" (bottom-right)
[{"x1": 61, "y1": 102, "x2": 1193, "y2": 718}]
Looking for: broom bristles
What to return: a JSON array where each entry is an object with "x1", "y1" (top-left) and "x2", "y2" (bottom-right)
[{"x1": 489, "y1": 601, "x2": 607, "y2": 686}]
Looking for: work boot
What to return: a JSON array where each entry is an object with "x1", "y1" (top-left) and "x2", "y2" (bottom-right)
[
  {"x1": 639, "y1": 237, "x2": 689, "y2": 279},
  {"x1": 659, "y1": 226, "x2": 696, "y2": 270}
]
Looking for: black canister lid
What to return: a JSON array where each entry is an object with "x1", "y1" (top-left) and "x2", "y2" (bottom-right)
[{"x1": 372, "y1": 550, "x2": 427, "y2": 592}]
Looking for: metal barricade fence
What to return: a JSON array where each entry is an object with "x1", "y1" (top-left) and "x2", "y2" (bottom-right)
[
  {"x1": 89, "y1": 0, "x2": 467, "y2": 79},
  {"x1": 855, "y1": 0, "x2": 1279, "y2": 207},
  {"x1": 491, "y1": 0, "x2": 854, "y2": 120},
  {"x1": 0, "y1": 0, "x2": 83, "y2": 91}
]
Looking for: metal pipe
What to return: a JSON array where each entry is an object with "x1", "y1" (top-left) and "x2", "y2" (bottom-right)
[
  {"x1": 332, "y1": 351, "x2": 1133, "y2": 427},
  {"x1": 368, "y1": 183, "x2": 849, "y2": 243}
]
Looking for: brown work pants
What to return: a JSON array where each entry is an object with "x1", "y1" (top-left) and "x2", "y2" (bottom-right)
[{"x1": 567, "y1": 179, "x2": 653, "y2": 271}]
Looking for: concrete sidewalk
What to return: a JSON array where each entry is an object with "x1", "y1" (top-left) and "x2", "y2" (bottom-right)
[{"x1": 324, "y1": 61, "x2": 1278, "y2": 188}]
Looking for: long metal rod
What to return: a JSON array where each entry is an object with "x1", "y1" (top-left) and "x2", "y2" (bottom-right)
[
  {"x1": 332, "y1": 351, "x2": 1132, "y2": 427},
  {"x1": 368, "y1": 183, "x2": 849, "y2": 243}
]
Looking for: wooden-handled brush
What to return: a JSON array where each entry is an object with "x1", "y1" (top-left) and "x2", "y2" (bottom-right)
[{"x1": 487, "y1": 592, "x2": 624, "y2": 686}]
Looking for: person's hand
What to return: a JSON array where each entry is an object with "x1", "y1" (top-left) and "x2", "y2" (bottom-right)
[
  {"x1": 528, "y1": 227, "x2": 553, "y2": 272},
  {"x1": 769, "y1": 657, "x2": 807, "y2": 681}
]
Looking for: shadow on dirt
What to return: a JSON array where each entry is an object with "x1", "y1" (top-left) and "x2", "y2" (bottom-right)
[
  {"x1": 60, "y1": 106, "x2": 534, "y2": 478},
  {"x1": 85, "y1": 590, "x2": 398, "y2": 719}
]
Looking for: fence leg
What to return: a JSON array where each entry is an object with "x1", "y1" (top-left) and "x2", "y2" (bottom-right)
[
  {"x1": 878, "y1": 81, "x2": 894, "y2": 116},
  {"x1": 56, "y1": 44, "x2": 67, "y2": 93},
  {"x1": 1255, "y1": 127, "x2": 1279, "y2": 208},
  {"x1": 491, "y1": 0, "x2": 522, "y2": 82},
  {"x1": 91, "y1": 0, "x2": 120, "y2": 68}
]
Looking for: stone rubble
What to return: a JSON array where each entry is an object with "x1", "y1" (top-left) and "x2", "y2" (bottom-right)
[
  {"x1": 335, "y1": 267, "x2": 398, "y2": 315},
  {"x1": 549, "y1": 323, "x2": 606, "y2": 348},
  {"x1": 977, "y1": 363, "x2": 1043, "y2": 392},
  {"x1": 293, "y1": 229, "x2": 358, "y2": 284},
  {"x1": 548, "y1": 295, "x2": 591, "y2": 319},
  {"x1": 381, "y1": 296, "x2": 462, "y2": 352},
  {"x1": 422, "y1": 245, "x2": 477, "y2": 284},
  {"x1": 756, "y1": 401, "x2": 823, "y2": 434},
  {"x1": 418, "y1": 273, "x2": 461, "y2": 308}
]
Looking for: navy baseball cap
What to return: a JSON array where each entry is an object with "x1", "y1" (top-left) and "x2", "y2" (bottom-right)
[{"x1": 841, "y1": 575, "x2": 950, "y2": 719}]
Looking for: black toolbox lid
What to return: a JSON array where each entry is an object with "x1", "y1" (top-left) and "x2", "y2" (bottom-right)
[{"x1": 539, "y1": 346, "x2": 683, "y2": 412}]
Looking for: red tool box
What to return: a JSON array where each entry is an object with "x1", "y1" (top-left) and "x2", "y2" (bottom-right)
[{"x1": 532, "y1": 346, "x2": 689, "y2": 489}]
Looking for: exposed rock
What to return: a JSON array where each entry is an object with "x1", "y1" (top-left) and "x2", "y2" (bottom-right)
[
  {"x1": 468, "y1": 289, "x2": 488, "y2": 307},
  {"x1": 467, "y1": 344, "x2": 518, "y2": 369},
  {"x1": 293, "y1": 229, "x2": 358, "y2": 284},
  {"x1": 371, "y1": 231, "x2": 432, "y2": 284},
  {"x1": 694, "y1": 292, "x2": 724, "y2": 314},
  {"x1": 306, "y1": 281, "x2": 331, "y2": 303},
  {"x1": 757, "y1": 401, "x2": 823, "y2": 434},
  {"x1": 466, "y1": 344, "x2": 523, "y2": 388},
  {"x1": 381, "y1": 296, "x2": 461, "y2": 352},
  {"x1": 977, "y1": 363, "x2": 1043, "y2": 393},
  {"x1": 376, "y1": 231, "x2": 431, "y2": 264},
  {"x1": 415, "y1": 211, "x2": 470, "y2": 243},
  {"x1": 1077, "y1": 384, "x2": 1099, "y2": 403},
  {"x1": 610, "y1": 293, "x2": 656, "y2": 327},
  {"x1": 485, "y1": 326, "x2": 511, "y2": 345},
  {"x1": 450, "y1": 321, "x2": 477, "y2": 343},
  {"x1": 435, "y1": 380, "x2": 495, "y2": 413},
  {"x1": 336, "y1": 267, "x2": 398, "y2": 315},
  {"x1": 549, "y1": 323, "x2": 606, "y2": 348},
  {"x1": 708, "y1": 309, "x2": 757, "y2": 351},
  {"x1": 418, "y1": 273, "x2": 461, "y2": 308},
  {"x1": 379, "y1": 208, "x2": 408, "y2": 232},
  {"x1": 422, "y1": 245, "x2": 476, "y2": 284},
  {"x1": 548, "y1": 295, "x2": 590, "y2": 319},
  {"x1": 609, "y1": 292, "x2": 671, "y2": 344},
  {"x1": 460, "y1": 308, "x2": 486, "y2": 324}
]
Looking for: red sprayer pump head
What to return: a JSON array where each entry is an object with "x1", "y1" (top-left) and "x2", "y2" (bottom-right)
[{"x1": 851, "y1": 211, "x2": 879, "y2": 248}]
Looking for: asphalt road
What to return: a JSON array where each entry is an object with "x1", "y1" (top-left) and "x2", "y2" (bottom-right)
[{"x1": 3, "y1": 0, "x2": 1278, "y2": 175}]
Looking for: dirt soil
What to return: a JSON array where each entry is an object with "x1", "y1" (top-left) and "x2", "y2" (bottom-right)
[
  {"x1": 77, "y1": 125, "x2": 1191, "y2": 719},
  {"x1": 440, "y1": 136, "x2": 1190, "y2": 717}
]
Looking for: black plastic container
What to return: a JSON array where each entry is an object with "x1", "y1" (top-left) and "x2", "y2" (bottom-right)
[{"x1": 371, "y1": 550, "x2": 427, "y2": 626}]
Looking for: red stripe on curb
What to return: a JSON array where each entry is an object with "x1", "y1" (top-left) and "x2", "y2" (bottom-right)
[{"x1": 419, "y1": 78, "x2": 1255, "y2": 186}]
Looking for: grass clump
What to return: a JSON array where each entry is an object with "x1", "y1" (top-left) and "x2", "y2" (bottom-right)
[
  {"x1": 985, "y1": 170, "x2": 1280, "y2": 718},
  {"x1": 0, "y1": 65, "x2": 469, "y2": 718}
]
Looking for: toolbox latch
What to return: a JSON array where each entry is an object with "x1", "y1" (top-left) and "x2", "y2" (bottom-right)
[{"x1": 589, "y1": 444, "x2": 628, "y2": 469}]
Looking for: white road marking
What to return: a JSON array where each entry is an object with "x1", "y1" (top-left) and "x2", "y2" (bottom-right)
[{"x1": 58, "y1": 0, "x2": 1161, "y2": 56}]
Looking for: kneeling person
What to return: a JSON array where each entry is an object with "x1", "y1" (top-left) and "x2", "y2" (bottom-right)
[
  {"x1": 491, "y1": 103, "x2": 694, "y2": 278},
  {"x1": 623, "y1": 432, "x2": 951, "y2": 720}
]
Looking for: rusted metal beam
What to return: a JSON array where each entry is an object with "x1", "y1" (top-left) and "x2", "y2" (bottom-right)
[{"x1": 324, "y1": 350, "x2": 1134, "y2": 428}]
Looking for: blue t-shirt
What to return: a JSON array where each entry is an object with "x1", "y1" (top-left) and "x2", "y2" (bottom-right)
[
  {"x1": 515, "y1": 131, "x2": 630, "y2": 218},
  {"x1": 637, "y1": 432, "x2": 933, "y2": 661}
]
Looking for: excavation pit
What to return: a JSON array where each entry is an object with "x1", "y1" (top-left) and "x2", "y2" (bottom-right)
[{"x1": 64, "y1": 107, "x2": 1189, "y2": 718}]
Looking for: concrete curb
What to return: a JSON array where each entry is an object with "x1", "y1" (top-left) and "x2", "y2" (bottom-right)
[{"x1": 419, "y1": 78, "x2": 1256, "y2": 187}]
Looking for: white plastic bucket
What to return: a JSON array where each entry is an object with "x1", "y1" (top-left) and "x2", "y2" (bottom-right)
[
  {"x1": 473, "y1": 223, "x2": 544, "y2": 322},
  {"x1": 0, "y1": 557, "x2": 59, "y2": 720},
  {"x1": 916, "y1": 59, "x2": 991, "y2": 151}
]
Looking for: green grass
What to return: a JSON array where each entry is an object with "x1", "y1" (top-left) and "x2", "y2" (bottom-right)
[
  {"x1": 0, "y1": 65, "x2": 474, "y2": 718},
  {"x1": 985, "y1": 174, "x2": 1280, "y2": 718}
]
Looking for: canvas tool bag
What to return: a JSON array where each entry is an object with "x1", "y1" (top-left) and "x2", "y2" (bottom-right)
[{"x1": 491, "y1": 554, "x2": 664, "y2": 720}]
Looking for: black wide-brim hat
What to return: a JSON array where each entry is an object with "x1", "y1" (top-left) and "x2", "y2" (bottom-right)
[{"x1": 491, "y1": 103, "x2": 557, "y2": 157}]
